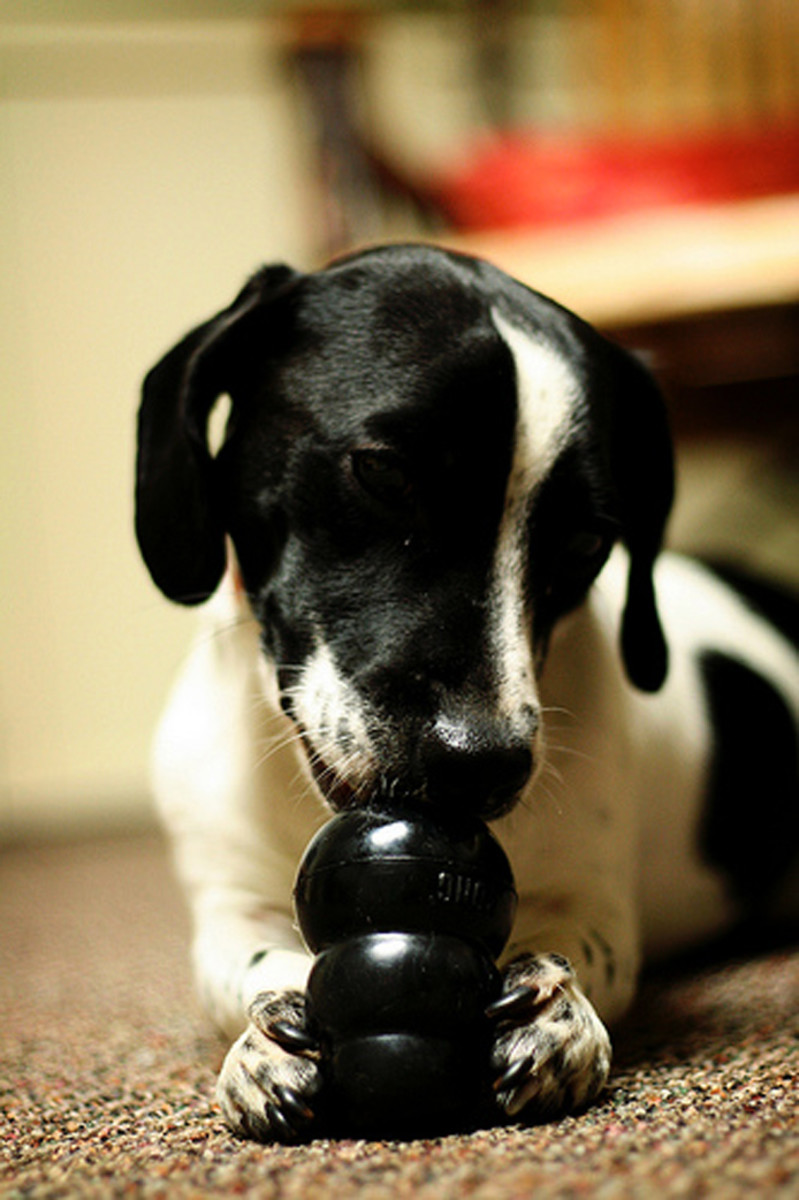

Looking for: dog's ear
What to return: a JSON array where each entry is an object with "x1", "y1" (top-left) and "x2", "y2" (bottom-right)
[
  {"x1": 603, "y1": 342, "x2": 674, "y2": 692},
  {"x1": 135, "y1": 264, "x2": 301, "y2": 604}
]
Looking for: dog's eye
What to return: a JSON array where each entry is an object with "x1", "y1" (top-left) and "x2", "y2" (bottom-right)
[
  {"x1": 567, "y1": 530, "x2": 607, "y2": 561},
  {"x1": 558, "y1": 528, "x2": 614, "y2": 580},
  {"x1": 351, "y1": 448, "x2": 414, "y2": 511}
]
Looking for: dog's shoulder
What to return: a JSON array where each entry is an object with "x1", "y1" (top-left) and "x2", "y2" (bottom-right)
[
  {"x1": 684, "y1": 560, "x2": 799, "y2": 911},
  {"x1": 539, "y1": 548, "x2": 799, "y2": 949},
  {"x1": 698, "y1": 559, "x2": 799, "y2": 652},
  {"x1": 647, "y1": 553, "x2": 799, "y2": 929}
]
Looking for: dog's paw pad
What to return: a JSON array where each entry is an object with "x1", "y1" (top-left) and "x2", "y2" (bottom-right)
[
  {"x1": 216, "y1": 989, "x2": 321, "y2": 1143},
  {"x1": 489, "y1": 953, "x2": 611, "y2": 1122}
]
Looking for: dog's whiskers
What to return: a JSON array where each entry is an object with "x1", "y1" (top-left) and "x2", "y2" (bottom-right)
[
  {"x1": 546, "y1": 741, "x2": 600, "y2": 769},
  {"x1": 252, "y1": 728, "x2": 311, "y2": 773},
  {"x1": 194, "y1": 614, "x2": 253, "y2": 650},
  {"x1": 540, "y1": 704, "x2": 579, "y2": 724}
]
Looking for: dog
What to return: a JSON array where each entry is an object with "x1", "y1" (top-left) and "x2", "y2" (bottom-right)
[{"x1": 135, "y1": 244, "x2": 799, "y2": 1142}]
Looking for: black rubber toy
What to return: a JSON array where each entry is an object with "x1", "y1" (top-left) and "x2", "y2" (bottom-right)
[{"x1": 293, "y1": 806, "x2": 517, "y2": 1138}]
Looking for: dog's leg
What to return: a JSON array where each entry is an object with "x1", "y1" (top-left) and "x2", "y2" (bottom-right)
[
  {"x1": 152, "y1": 579, "x2": 326, "y2": 1141},
  {"x1": 213, "y1": 960, "x2": 321, "y2": 1143},
  {"x1": 190, "y1": 898, "x2": 322, "y2": 1142},
  {"x1": 483, "y1": 578, "x2": 646, "y2": 1123},
  {"x1": 487, "y1": 898, "x2": 638, "y2": 1123}
]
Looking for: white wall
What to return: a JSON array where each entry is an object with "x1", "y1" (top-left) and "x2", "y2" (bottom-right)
[{"x1": 0, "y1": 14, "x2": 314, "y2": 838}]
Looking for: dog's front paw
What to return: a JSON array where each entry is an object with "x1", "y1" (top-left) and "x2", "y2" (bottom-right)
[
  {"x1": 216, "y1": 990, "x2": 321, "y2": 1143},
  {"x1": 488, "y1": 953, "x2": 611, "y2": 1123}
]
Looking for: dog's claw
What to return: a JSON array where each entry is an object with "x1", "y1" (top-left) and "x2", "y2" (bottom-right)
[
  {"x1": 261, "y1": 1085, "x2": 318, "y2": 1143},
  {"x1": 266, "y1": 1019, "x2": 319, "y2": 1055},
  {"x1": 265, "y1": 1099, "x2": 301, "y2": 1143},
  {"x1": 486, "y1": 984, "x2": 540, "y2": 1023},
  {"x1": 493, "y1": 1052, "x2": 536, "y2": 1094},
  {"x1": 274, "y1": 1082, "x2": 316, "y2": 1127},
  {"x1": 258, "y1": 1084, "x2": 317, "y2": 1143}
]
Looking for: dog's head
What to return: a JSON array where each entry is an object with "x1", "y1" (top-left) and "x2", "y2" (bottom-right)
[{"x1": 136, "y1": 246, "x2": 673, "y2": 820}]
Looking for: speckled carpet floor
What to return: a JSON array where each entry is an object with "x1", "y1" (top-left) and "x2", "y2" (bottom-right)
[{"x1": 1, "y1": 833, "x2": 797, "y2": 1199}]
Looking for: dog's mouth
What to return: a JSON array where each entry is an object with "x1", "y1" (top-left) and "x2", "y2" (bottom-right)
[
  {"x1": 294, "y1": 727, "x2": 363, "y2": 811},
  {"x1": 287, "y1": 696, "x2": 535, "y2": 820},
  {"x1": 299, "y1": 730, "x2": 529, "y2": 821},
  {"x1": 308, "y1": 750, "x2": 360, "y2": 811}
]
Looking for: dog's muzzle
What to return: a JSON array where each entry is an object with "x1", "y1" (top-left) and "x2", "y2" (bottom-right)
[{"x1": 291, "y1": 675, "x2": 537, "y2": 820}]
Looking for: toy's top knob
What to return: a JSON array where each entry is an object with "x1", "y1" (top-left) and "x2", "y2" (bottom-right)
[{"x1": 294, "y1": 807, "x2": 517, "y2": 957}]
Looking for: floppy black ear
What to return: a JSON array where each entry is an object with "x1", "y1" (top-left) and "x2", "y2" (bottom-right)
[
  {"x1": 604, "y1": 342, "x2": 674, "y2": 692},
  {"x1": 135, "y1": 264, "x2": 301, "y2": 604}
]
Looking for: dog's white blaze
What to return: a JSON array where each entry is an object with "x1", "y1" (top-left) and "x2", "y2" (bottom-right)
[{"x1": 490, "y1": 310, "x2": 578, "y2": 723}]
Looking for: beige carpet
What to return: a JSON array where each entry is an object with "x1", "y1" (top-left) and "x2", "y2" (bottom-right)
[{"x1": 1, "y1": 832, "x2": 797, "y2": 1198}]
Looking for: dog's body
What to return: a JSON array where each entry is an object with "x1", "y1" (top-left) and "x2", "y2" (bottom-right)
[{"x1": 136, "y1": 245, "x2": 799, "y2": 1141}]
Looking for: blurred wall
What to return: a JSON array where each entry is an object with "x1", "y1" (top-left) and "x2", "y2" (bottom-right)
[{"x1": 0, "y1": 10, "x2": 315, "y2": 839}]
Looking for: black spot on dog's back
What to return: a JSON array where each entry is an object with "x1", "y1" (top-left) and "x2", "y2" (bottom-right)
[{"x1": 699, "y1": 651, "x2": 799, "y2": 909}]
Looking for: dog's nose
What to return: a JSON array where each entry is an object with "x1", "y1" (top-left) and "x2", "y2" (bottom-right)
[{"x1": 417, "y1": 714, "x2": 534, "y2": 820}]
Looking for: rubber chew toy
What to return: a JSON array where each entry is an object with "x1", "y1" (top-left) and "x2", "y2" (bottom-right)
[{"x1": 293, "y1": 807, "x2": 517, "y2": 1138}]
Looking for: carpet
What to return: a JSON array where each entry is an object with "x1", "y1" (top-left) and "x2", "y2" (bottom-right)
[{"x1": 1, "y1": 832, "x2": 797, "y2": 1198}]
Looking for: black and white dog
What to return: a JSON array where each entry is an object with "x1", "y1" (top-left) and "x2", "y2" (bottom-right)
[{"x1": 135, "y1": 244, "x2": 799, "y2": 1142}]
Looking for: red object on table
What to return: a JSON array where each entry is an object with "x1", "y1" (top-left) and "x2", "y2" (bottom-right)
[{"x1": 429, "y1": 124, "x2": 799, "y2": 232}]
